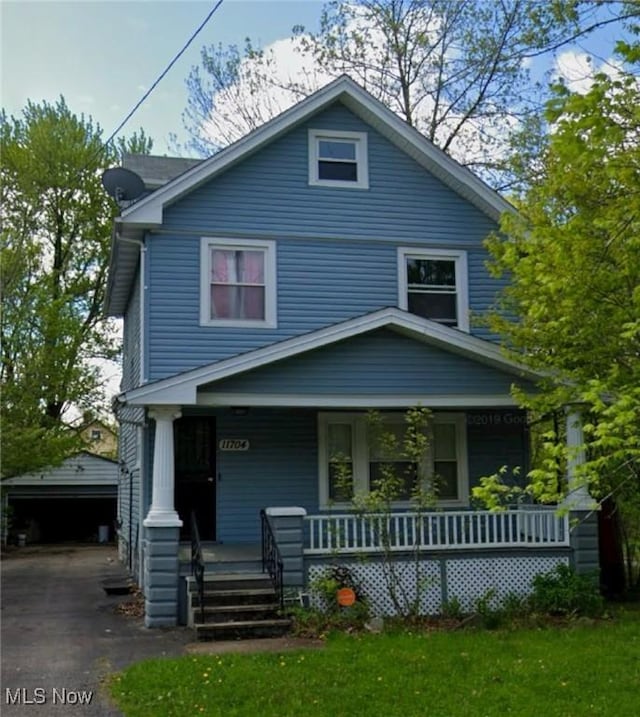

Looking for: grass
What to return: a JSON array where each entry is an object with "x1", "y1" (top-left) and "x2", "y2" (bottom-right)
[{"x1": 110, "y1": 607, "x2": 640, "y2": 717}]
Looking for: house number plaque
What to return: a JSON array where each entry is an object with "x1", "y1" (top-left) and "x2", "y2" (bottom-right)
[{"x1": 219, "y1": 439, "x2": 250, "y2": 451}]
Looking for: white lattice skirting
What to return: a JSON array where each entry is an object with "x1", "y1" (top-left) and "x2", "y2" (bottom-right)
[{"x1": 307, "y1": 555, "x2": 569, "y2": 616}]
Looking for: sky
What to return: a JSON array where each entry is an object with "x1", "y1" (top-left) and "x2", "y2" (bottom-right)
[
  {"x1": 1, "y1": 0, "x2": 325, "y2": 155},
  {"x1": 1, "y1": 0, "x2": 629, "y2": 158}
]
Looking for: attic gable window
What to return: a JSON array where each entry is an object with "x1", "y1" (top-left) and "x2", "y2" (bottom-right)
[
  {"x1": 309, "y1": 130, "x2": 369, "y2": 189},
  {"x1": 398, "y1": 248, "x2": 469, "y2": 331},
  {"x1": 200, "y1": 238, "x2": 277, "y2": 328}
]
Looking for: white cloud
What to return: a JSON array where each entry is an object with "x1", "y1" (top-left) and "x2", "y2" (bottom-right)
[
  {"x1": 198, "y1": 34, "x2": 333, "y2": 149},
  {"x1": 195, "y1": 11, "x2": 526, "y2": 179},
  {"x1": 553, "y1": 50, "x2": 625, "y2": 94}
]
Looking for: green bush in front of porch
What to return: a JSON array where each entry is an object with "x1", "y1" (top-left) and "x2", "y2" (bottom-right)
[
  {"x1": 110, "y1": 605, "x2": 640, "y2": 717},
  {"x1": 328, "y1": 407, "x2": 440, "y2": 618}
]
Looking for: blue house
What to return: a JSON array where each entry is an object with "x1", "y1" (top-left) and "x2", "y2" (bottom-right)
[{"x1": 106, "y1": 76, "x2": 598, "y2": 628}]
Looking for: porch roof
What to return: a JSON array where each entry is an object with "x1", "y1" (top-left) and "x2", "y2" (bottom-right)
[{"x1": 117, "y1": 308, "x2": 543, "y2": 408}]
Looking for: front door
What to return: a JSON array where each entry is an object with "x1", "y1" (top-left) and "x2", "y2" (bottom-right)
[{"x1": 174, "y1": 416, "x2": 216, "y2": 541}]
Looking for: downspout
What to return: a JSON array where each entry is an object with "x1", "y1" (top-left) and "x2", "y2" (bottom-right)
[
  {"x1": 115, "y1": 233, "x2": 147, "y2": 573},
  {"x1": 115, "y1": 233, "x2": 147, "y2": 385},
  {"x1": 129, "y1": 466, "x2": 133, "y2": 570}
]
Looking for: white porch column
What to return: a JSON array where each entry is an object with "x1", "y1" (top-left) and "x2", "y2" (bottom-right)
[
  {"x1": 563, "y1": 409, "x2": 596, "y2": 511},
  {"x1": 144, "y1": 406, "x2": 183, "y2": 527}
]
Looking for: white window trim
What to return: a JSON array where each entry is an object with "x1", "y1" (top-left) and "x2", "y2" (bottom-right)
[
  {"x1": 397, "y1": 247, "x2": 469, "y2": 332},
  {"x1": 200, "y1": 237, "x2": 277, "y2": 328},
  {"x1": 318, "y1": 412, "x2": 468, "y2": 510},
  {"x1": 308, "y1": 129, "x2": 369, "y2": 189}
]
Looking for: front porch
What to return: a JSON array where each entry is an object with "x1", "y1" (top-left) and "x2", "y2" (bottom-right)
[
  {"x1": 297, "y1": 508, "x2": 575, "y2": 616},
  {"x1": 127, "y1": 311, "x2": 598, "y2": 627},
  {"x1": 251, "y1": 505, "x2": 586, "y2": 617},
  {"x1": 145, "y1": 498, "x2": 596, "y2": 630}
]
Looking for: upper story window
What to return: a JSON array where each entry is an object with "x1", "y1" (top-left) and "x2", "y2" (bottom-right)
[
  {"x1": 200, "y1": 238, "x2": 277, "y2": 328},
  {"x1": 308, "y1": 130, "x2": 369, "y2": 189},
  {"x1": 398, "y1": 248, "x2": 469, "y2": 331},
  {"x1": 319, "y1": 412, "x2": 468, "y2": 508}
]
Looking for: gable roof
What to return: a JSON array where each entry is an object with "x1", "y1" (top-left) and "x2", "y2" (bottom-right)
[
  {"x1": 121, "y1": 74, "x2": 513, "y2": 226},
  {"x1": 3, "y1": 451, "x2": 118, "y2": 485},
  {"x1": 117, "y1": 308, "x2": 541, "y2": 407},
  {"x1": 107, "y1": 75, "x2": 515, "y2": 315}
]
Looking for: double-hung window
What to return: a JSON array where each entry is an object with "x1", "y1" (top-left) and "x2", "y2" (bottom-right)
[
  {"x1": 308, "y1": 130, "x2": 369, "y2": 189},
  {"x1": 319, "y1": 412, "x2": 468, "y2": 508},
  {"x1": 200, "y1": 238, "x2": 276, "y2": 327},
  {"x1": 398, "y1": 248, "x2": 469, "y2": 331}
]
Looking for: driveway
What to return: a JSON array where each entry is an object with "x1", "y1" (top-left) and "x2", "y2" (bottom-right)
[{"x1": 1, "y1": 544, "x2": 192, "y2": 716}]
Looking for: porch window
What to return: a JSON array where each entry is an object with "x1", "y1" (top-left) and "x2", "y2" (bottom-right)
[
  {"x1": 433, "y1": 422, "x2": 459, "y2": 500},
  {"x1": 327, "y1": 422, "x2": 354, "y2": 502},
  {"x1": 397, "y1": 248, "x2": 469, "y2": 331},
  {"x1": 369, "y1": 422, "x2": 418, "y2": 501},
  {"x1": 308, "y1": 130, "x2": 369, "y2": 189},
  {"x1": 319, "y1": 412, "x2": 468, "y2": 508},
  {"x1": 200, "y1": 238, "x2": 276, "y2": 327}
]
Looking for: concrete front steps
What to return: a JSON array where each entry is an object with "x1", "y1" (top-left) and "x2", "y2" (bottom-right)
[{"x1": 186, "y1": 572, "x2": 291, "y2": 641}]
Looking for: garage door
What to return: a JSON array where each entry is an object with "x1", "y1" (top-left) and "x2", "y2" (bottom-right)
[{"x1": 7, "y1": 486, "x2": 117, "y2": 543}]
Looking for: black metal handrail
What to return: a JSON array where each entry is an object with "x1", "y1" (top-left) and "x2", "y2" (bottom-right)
[
  {"x1": 260, "y1": 509, "x2": 284, "y2": 610},
  {"x1": 190, "y1": 511, "x2": 205, "y2": 624}
]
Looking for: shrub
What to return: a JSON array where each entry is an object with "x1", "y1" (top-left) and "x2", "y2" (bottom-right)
[
  {"x1": 289, "y1": 602, "x2": 370, "y2": 638},
  {"x1": 501, "y1": 591, "x2": 527, "y2": 619},
  {"x1": 440, "y1": 596, "x2": 464, "y2": 620},
  {"x1": 529, "y1": 563, "x2": 605, "y2": 617},
  {"x1": 309, "y1": 564, "x2": 368, "y2": 612},
  {"x1": 473, "y1": 588, "x2": 504, "y2": 629}
]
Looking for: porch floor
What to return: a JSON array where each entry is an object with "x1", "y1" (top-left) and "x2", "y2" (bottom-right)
[{"x1": 179, "y1": 542, "x2": 261, "y2": 564}]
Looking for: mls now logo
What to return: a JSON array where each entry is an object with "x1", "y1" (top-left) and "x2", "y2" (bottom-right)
[{"x1": 5, "y1": 687, "x2": 93, "y2": 705}]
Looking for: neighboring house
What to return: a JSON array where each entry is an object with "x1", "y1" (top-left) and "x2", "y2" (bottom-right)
[
  {"x1": 80, "y1": 418, "x2": 118, "y2": 459},
  {"x1": 106, "y1": 76, "x2": 598, "y2": 628},
  {"x1": 1, "y1": 452, "x2": 118, "y2": 544}
]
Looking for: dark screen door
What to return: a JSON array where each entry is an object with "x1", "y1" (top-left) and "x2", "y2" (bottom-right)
[{"x1": 174, "y1": 416, "x2": 216, "y2": 541}]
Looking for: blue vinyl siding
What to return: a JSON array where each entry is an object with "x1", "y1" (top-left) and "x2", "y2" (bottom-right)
[
  {"x1": 164, "y1": 104, "x2": 494, "y2": 242},
  {"x1": 117, "y1": 405, "x2": 144, "y2": 573},
  {"x1": 214, "y1": 409, "x2": 318, "y2": 543},
  {"x1": 122, "y1": 271, "x2": 141, "y2": 391},
  {"x1": 146, "y1": 103, "x2": 502, "y2": 380},
  {"x1": 119, "y1": 273, "x2": 145, "y2": 574},
  {"x1": 191, "y1": 408, "x2": 528, "y2": 543},
  {"x1": 204, "y1": 329, "x2": 530, "y2": 397}
]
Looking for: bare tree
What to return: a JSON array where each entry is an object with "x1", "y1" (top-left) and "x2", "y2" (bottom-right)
[{"x1": 179, "y1": 0, "x2": 637, "y2": 187}]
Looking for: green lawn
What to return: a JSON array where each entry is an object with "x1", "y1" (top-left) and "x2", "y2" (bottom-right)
[{"x1": 110, "y1": 609, "x2": 640, "y2": 717}]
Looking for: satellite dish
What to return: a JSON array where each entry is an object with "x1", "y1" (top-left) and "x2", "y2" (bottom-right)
[{"x1": 101, "y1": 167, "x2": 146, "y2": 203}]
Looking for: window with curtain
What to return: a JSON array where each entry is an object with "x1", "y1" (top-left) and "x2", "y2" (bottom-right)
[
  {"x1": 200, "y1": 238, "x2": 276, "y2": 327},
  {"x1": 210, "y1": 248, "x2": 265, "y2": 320}
]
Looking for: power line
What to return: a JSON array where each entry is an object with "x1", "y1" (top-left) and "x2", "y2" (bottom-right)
[{"x1": 102, "y1": 0, "x2": 225, "y2": 151}]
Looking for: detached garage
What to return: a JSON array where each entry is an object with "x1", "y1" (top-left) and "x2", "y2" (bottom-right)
[{"x1": 2, "y1": 452, "x2": 118, "y2": 544}]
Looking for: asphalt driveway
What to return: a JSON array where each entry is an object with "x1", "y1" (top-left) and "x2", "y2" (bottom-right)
[{"x1": 1, "y1": 544, "x2": 192, "y2": 716}]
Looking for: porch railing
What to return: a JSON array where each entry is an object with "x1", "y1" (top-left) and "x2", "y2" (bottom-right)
[
  {"x1": 260, "y1": 509, "x2": 284, "y2": 609},
  {"x1": 190, "y1": 511, "x2": 205, "y2": 623},
  {"x1": 304, "y1": 509, "x2": 570, "y2": 555}
]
